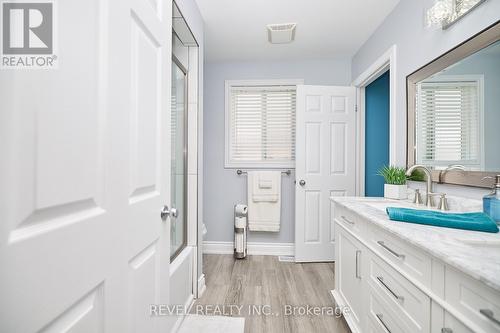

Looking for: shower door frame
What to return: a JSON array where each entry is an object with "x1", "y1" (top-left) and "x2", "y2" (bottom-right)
[{"x1": 170, "y1": 54, "x2": 189, "y2": 262}]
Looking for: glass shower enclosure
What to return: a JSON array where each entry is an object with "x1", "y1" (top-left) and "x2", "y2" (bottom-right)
[{"x1": 170, "y1": 56, "x2": 187, "y2": 261}]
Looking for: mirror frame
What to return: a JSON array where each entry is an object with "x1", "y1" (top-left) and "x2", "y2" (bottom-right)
[{"x1": 407, "y1": 20, "x2": 500, "y2": 188}]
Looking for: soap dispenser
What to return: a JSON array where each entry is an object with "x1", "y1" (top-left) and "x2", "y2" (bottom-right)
[{"x1": 483, "y1": 175, "x2": 500, "y2": 224}]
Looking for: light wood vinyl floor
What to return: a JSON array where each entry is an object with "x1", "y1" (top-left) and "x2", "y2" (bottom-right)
[{"x1": 192, "y1": 254, "x2": 351, "y2": 333}]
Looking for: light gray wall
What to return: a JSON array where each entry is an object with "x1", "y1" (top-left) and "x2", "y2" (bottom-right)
[
  {"x1": 203, "y1": 59, "x2": 351, "y2": 243},
  {"x1": 352, "y1": 0, "x2": 500, "y2": 198}
]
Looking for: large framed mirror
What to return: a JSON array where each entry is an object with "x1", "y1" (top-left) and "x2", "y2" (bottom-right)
[{"x1": 407, "y1": 20, "x2": 500, "y2": 188}]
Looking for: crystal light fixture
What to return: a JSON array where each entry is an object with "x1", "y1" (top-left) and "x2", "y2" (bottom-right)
[{"x1": 425, "y1": 0, "x2": 486, "y2": 29}]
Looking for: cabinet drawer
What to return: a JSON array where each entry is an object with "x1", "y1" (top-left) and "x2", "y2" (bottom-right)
[
  {"x1": 335, "y1": 205, "x2": 364, "y2": 236},
  {"x1": 368, "y1": 254, "x2": 430, "y2": 333},
  {"x1": 368, "y1": 284, "x2": 410, "y2": 333},
  {"x1": 442, "y1": 312, "x2": 474, "y2": 333},
  {"x1": 368, "y1": 225, "x2": 432, "y2": 287},
  {"x1": 445, "y1": 266, "x2": 500, "y2": 333}
]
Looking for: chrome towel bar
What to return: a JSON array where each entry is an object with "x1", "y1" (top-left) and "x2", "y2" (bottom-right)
[{"x1": 236, "y1": 169, "x2": 291, "y2": 176}]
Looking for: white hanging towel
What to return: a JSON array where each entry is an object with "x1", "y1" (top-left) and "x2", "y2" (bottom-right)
[{"x1": 247, "y1": 171, "x2": 281, "y2": 232}]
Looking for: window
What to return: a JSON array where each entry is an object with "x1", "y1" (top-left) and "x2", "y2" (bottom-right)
[
  {"x1": 416, "y1": 75, "x2": 483, "y2": 168},
  {"x1": 225, "y1": 80, "x2": 302, "y2": 168}
]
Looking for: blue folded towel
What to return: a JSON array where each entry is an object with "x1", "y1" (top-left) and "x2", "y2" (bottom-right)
[{"x1": 386, "y1": 207, "x2": 499, "y2": 233}]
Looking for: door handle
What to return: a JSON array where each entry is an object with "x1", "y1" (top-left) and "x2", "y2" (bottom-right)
[
  {"x1": 161, "y1": 206, "x2": 178, "y2": 221},
  {"x1": 299, "y1": 180, "x2": 306, "y2": 186}
]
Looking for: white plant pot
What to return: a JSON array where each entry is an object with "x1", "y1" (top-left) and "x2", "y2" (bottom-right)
[{"x1": 384, "y1": 184, "x2": 407, "y2": 200}]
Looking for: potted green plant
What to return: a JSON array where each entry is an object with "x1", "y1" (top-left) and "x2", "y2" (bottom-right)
[{"x1": 378, "y1": 166, "x2": 408, "y2": 200}]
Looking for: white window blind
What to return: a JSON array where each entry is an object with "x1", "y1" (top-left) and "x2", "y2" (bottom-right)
[
  {"x1": 416, "y1": 79, "x2": 481, "y2": 167},
  {"x1": 226, "y1": 84, "x2": 296, "y2": 167}
]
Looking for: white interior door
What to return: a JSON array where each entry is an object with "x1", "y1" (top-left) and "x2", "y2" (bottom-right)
[
  {"x1": 0, "y1": 0, "x2": 172, "y2": 332},
  {"x1": 295, "y1": 85, "x2": 356, "y2": 262}
]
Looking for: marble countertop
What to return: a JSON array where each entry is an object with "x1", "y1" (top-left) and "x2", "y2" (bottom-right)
[{"x1": 331, "y1": 197, "x2": 500, "y2": 292}]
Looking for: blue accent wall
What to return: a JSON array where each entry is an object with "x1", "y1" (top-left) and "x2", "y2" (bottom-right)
[{"x1": 365, "y1": 71, "x2": 390, "y2": 197}]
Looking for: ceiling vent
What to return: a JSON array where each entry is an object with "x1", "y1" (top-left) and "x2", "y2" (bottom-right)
[{"x1": 267, "y1": 23, "x2": 297, "y2": 44}]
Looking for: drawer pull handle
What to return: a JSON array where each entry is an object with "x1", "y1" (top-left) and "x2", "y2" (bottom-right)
[
  {"x1": 376, "y1": 276, "x2": 404, "y2": 302},
  {"x1": 480, "y1": 309, "x2": 500, "y2": 326},
  {"x1": 376, "y1": 313, "x2": 391, "y2": 333},
  {"x1": 341, "y1": 215, "x2": 355, "y2": 225},
  {"x1": 377, "y1": 241, "x2": 405, "y2": 260},
  {"x1": 441, "y1": 329, "x2": 453, "y2": 333},
  {"x1": 355, "y1": 250, "x2": 361, "y2": 279}
]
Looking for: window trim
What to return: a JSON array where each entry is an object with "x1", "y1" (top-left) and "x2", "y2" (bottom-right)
[
  {"x1": 415, "y1": 74, "x2": 484, "y2": 170},
  {"x1": 224, "y1": 79, "x2": 304, "y2": 169}
]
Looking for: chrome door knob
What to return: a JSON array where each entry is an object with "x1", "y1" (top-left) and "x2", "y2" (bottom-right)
[
  {"x1": 299, "y1": 180, "x2": 306, "y2": 186},
  {"x1": 161, "y1": 205, "x2": 170, "y2": 221},
  {"x1": 161, "y1": 206, "x2": 178, "y2": 221}
]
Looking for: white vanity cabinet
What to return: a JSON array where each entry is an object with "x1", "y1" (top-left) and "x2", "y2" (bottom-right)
[
  {"x1": 336, "y1": 223, "x2": 367, "y2": 331},
  {"x1": 332, "y1": 199, "x2": 500, "y2": 333}
]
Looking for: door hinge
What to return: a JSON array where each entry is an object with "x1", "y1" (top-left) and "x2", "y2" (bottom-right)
[{"x1": 355, "y1": 105, "x2": 358, "y2": 112}]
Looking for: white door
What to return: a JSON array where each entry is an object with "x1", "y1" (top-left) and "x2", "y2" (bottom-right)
[
  {"x1": 295, "y1": 85, "x2": 356, "y2": 262},
  {"x1": 0, "y1": 0, "x2": 172, "y2": 332}
]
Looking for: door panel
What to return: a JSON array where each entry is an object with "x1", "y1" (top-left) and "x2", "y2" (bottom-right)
[
  {"x1": 129, "y1": 12, "x2": 161, "y2": 203},
  {"x1": 128, "y1": 241, "x2": 159, "y2": 332},
  {"x1": 126, "y1": 0, "x2": 171, "y2": 332},
  {"x1": 4, "y1": 0, "x2": 105, "y2": 244},
  {"x1": 304, "y1": 191, "x2": 321, "y2": 243},
  {"x1": 295, "y1": 85, "x2": 356, "y2": 262},
  {"x1": 0, "y1": 1, "x2": 113, "y2": 331},
  {"x1": 331, "y1": 122, "x2": 347, "y2": 174},
  {"x1": 39, "y1": 284, "x2": 105, "y2": 333},
  {"x1": 0, "y1": 0, "x2": 172, "y2": 332},
  {"x1": 305, "y1": 122, "x2": 321, "y2": 173}
]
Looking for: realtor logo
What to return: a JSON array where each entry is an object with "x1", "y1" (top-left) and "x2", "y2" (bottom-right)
[{"x1": 1, "y1": 1, "x2": 57, "y2": 69}]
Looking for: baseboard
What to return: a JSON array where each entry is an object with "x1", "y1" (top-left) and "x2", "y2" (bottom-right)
[
  {"x1": 203, "y1": 241, "x2": 294, "y2": 256},
  {"x1": 197, "y1": 274, "x2": 206, "y2": 298}
]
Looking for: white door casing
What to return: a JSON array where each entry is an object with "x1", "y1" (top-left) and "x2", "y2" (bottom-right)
[
  {"x1": 295, "y1": 85, "x2": 356, "y2": 262},
  {"x1": 0, "y1": 0, "x2": 172, "y2": 332}
]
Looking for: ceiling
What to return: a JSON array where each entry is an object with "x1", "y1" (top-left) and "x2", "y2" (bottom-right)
[{"x1": 195, "y1": 0, "x2": 400, "y2": 62}]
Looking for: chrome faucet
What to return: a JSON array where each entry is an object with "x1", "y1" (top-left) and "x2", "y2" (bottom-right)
[{"x1": 406, "y1": 165, "x2": 435, "y2": 208}]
